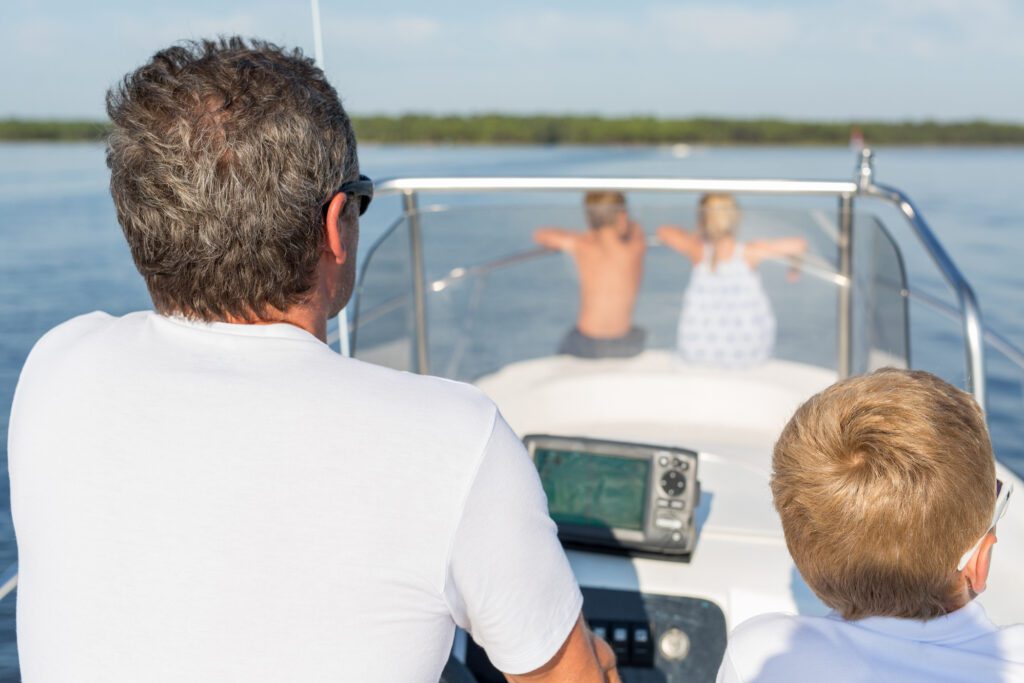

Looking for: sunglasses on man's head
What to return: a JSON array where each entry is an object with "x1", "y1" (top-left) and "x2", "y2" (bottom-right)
[{"x1": 323, "y1": 174, "x2": 374, "y2": 218}]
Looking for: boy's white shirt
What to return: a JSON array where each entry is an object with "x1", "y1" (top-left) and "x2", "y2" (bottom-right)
[{"x1": 717, "y1": 600, "x2": 1024, "y2": 682}]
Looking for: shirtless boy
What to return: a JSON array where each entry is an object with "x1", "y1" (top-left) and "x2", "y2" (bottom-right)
[{"x1": 533, "y1": 191, "x2": 646, "y2": 359}]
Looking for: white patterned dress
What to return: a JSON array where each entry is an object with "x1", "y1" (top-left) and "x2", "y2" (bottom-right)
[{"x1": 677, "y1": 242, "x2": 776, "y2": 368}]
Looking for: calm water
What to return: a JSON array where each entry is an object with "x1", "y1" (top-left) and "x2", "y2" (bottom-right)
[{"x1": 1, "y1": 143, "x2": 1023, "y2": 678}]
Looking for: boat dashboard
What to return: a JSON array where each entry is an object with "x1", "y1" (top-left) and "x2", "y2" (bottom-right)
[
  {"x1": 450, "y1": 354, "x2": 835, "y2": 682},
  {"x1": 463, "y1": 434, "x2": 725, "y2": 682},
  {"x1": 464, "y1": 587, "x2": 727, "y2": 682}
]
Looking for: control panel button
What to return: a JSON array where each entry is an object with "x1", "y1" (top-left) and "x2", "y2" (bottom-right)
[
  {"x1": 669, "y1": 499, "x2": 684, "y2": 509},
  {"x1": 660, "y1": 469, "x2": 687, "y2": 497},
  {"x1": 658, "y1": 455, "x2": 669, "y2": 467},
  {"x1": 631, "y1": 625, "x2": 654, "y2": 665},
  {"x1": 611, "y1": 625, "x2": 630, "y2": 659},
  {"x1": 656, "y1": 498, "x2": 670, "y2": 508},
  {"x1": 585, "y1": 619, "x2": 657, "y2": 668},
  {"x1": 655, "y1": 516, "x2": 684, "y2": 530},
  {"x1": 671, "y1": 531, "x2": 682, "y2": 542},
  {"x1": 659, "y1": 627, "x2": 691, "y2": 662}
]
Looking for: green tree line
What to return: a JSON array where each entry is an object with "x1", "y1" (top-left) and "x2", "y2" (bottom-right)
[{"x1": 3, "y1": 115, "x2": 1024, "y2": 145}]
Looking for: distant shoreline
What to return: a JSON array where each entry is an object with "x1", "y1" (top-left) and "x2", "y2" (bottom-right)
[{"x1": 3, "y1": 116, "x2": 1024, "y2": 146}]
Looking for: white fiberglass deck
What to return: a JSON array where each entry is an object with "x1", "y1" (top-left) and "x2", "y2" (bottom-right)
[{"x1": 475, "y1": 351, "x2": 1024, "y2": 628}]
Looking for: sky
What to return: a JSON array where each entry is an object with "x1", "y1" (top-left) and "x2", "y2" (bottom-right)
[{"x1": 2, "y1": 0, "x2": 1022, "y2": 122}]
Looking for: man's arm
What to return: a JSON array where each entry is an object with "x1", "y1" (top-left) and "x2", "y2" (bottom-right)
[
  {"x1": 656, "y1": 225, "x2": 702, "y2": 262},
  {"x1": 505, "y1": 615, "x2": 619, "y2": 683},
  {"x1": 534, "y1": 227, "x2": 580, "y2": 252},
  {"x1": 443, "y1": 411, "x2": 620, "y2": 682}
]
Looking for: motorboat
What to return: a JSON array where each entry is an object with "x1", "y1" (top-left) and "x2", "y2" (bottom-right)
[
  {"x1": 0, "y1": 151, "x2": 1019, "y2": 682},
  {"x1": 346, "y1": 150, "x2": 1024, "y2": 682}
]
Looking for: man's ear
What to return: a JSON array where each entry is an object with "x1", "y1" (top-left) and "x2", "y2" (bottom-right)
[
  {"x1": 324, "y1": 191, "x2": 349, "y2": 265},
  {"x1": 962, "y1": 531, "x2": 997, "y2": 595}
]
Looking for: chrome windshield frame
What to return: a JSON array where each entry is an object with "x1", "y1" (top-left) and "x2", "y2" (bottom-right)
[{"x1": 357, "y1": 165, "x2": 986, "y2": 412}]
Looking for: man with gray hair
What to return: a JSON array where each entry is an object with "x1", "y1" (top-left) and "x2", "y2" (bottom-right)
[{"x1": 8, "y1": 38, "x2": 617, "y2": 682}]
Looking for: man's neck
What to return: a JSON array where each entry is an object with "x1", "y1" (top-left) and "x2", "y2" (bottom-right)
[
  {"x1": 185, "y1": 253, "x2": 343, "y2": 344},
  {"x1": 220, "y1": 297, "x2": 330, "y2": 343},
  {"x1": 219, "y1": 308, "x2": 325, "y2": 342}
]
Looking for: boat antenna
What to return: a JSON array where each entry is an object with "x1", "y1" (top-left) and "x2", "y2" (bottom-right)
[
  {"x1": 310, "y1": 0, "x2": 353, "y2": 357},
  {"x1": 310, "y1": 0, "x2": 325, "y2": 67}
]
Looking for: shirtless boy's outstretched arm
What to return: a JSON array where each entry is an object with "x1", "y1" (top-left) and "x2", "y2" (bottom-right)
[{"x1": 534, "y1": 227, "x2": 581, "y2": 252}]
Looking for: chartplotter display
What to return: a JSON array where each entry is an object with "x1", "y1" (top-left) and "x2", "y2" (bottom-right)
[{"x1": 534, "y1": 448, "x2": 650, "y2": 531}]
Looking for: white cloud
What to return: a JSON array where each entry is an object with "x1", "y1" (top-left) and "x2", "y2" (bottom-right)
[
  {"x1": 493, "y1": 4, "x2": 799, "y2": 56},
  {"x1": 853, "y1": 0, "x2": 1024, "y2": 59},
  {"x1": 496, "y1": 9, "x2": 627, "y2": 52},
  {"x1": 323, "y1": 14, "x2": 442, "y2": 48},
  {"x1": 648, "y1": 4, "x2": 799, "y2": 54}
]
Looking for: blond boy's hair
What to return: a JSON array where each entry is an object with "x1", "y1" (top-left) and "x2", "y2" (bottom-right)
[
  {"x1": 698, "y1": 193, "x2": 740, "y2": 242},
  {"x1": 584, "y1": 191, "x2": 626, "y2": 230},
  {"x1": 772, "y1": 368, "x2": 996, "y2": 620}
]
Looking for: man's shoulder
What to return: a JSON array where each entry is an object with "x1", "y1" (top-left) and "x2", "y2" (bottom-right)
[
  {"x1": 22, "y1": 311, "x2": 132, "y2": 370},
  {"x1": 32, "y1": 310, "x2": 121, "y2": 347},
  {"x1": 344, "y1": 356, "x2": 497, "y2": 422}
]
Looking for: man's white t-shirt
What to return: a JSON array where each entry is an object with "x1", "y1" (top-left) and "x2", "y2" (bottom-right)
[
  {"x1": 8, "y1": 311, "x2": 583, "y2": 682},
  {"x1": 718, "y1": 601, "x2": 1024, "y2": 682}
]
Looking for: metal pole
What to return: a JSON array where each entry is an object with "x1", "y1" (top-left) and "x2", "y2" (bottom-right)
[
  {"x1": 403, "y1": 191, "x2": 430, "y2": 375},
  {"x1": 310, "y1": 0, "x2": 324, "y2": 66},
  {"x1": 309, "y1": 0, "x2": 351, "y2": 355},
  {"x1": 837, "y1": 193, "x2": 853, "y2": 379},
  {"x1": 882, "y1": 191, "x2": 987, "y2": 413}
]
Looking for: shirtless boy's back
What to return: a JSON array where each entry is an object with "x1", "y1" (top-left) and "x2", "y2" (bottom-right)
[{"x1": 534, "y1": 191, "x2": 646, "y2": 359}]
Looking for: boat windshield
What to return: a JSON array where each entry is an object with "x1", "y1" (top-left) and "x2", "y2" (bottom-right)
[{"x1": 352, "y1": 198, "x2": 908, "y2": 383}]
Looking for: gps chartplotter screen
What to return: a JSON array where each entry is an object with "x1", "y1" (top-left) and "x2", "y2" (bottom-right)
[{"x1": 534, "y1": 448, "x2": 649, "y2": 531}]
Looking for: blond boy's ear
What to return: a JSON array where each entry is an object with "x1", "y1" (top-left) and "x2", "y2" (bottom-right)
[{"x1": 962, "y1": 531, "x2": 997, "y2": 595}]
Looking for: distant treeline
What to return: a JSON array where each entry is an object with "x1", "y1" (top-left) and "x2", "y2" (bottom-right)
[
  {"x1": 4, "y1": 115, "x2": 1024, "y2": 145},
  {"x1": 354, "y1": 116, "x2": 1024, "y2": 146},
  {"x1": 0, "y1": 119, "x2": 111, "y2": 142}
]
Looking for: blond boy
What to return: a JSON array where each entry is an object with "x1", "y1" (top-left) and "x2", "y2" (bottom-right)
[
  {"x1": 719, "y1": 369, "x2": 1023, "y2": 682},
  {"x1": 534, "y1": 191, "x2": 646, "y2": 359}
]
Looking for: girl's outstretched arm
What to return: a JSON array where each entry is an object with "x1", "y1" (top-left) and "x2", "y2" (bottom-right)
[
  {"x1": 657, "y1": 225, "x2": 703, "y2": 263},
  {"x1": 747, "y1": 237, "x2": 809, "y2": 279}
]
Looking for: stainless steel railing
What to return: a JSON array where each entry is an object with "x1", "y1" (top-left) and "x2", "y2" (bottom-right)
[
  {"x1": 862, "y1": 180, "x2": 986, "y2": 411},
  {"x1": 0, "y1": 562, "x2": 16, "y2": 602},
  {"x1": 360, "y1": 161, "x2": 989, "y2": 411}
]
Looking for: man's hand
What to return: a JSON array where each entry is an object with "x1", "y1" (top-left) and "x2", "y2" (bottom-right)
[
  {"x1": 591, "y1": 628, "x2": 621, "y2": 683},
  {"x1": 504, "y1": 614, "x2": 620, "y2": 682}
]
